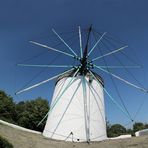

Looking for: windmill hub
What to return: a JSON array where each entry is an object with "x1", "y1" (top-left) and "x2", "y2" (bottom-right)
[{"x1": 79, "y1": 57, "x2": 92, "y2": 75}]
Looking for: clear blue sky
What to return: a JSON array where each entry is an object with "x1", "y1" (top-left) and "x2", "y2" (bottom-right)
[{"x1": 0, "y1": 0, "x2": 148, "y2": 127}]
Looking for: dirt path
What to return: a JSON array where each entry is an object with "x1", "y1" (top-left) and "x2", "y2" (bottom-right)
[{"x1": 0, "y1": 123, "x2": 148, "y2": 148}]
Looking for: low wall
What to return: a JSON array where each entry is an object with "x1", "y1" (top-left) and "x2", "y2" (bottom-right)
[
  {"x1": 109, "y1": 135, "x2": 131, "y2": 140},
  {"x1": 135, "y1": 129, "x2": 148, "y2": 137},
  {"x1": 0, "y1": 119, "x2": 41, "y2": 135}
]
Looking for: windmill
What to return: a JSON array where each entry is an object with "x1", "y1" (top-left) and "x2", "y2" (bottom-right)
[{"x1": 16, "y1": 26, "x2": 148, "y2": 142}]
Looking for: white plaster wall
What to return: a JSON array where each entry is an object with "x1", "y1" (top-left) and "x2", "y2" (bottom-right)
[{"x1": 43, "y1": 76, "x2": 107, "y2": 142}]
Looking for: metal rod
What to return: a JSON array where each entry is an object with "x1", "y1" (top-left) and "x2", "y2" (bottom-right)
[
  {"x1": 89, "y1": 70, "x2": 133, "y2": 120},
  {"x1": 92, "y1": 45, "x2": 128, "y2": 62},
  {"x1": 37, "y1": 68, "x2": 79, "y2": 126},
  {"x1": 52, "y1": 29, "x2": 78, "y2": 57},
  {"x1": 30, "y1": 41, "x2": 75, "y2": 58},
  {"x1": 94, "y1": 65, "x2": 141, "y2": 69},
  {"x1": 15, "y1": 68, "x2": 75, "y2": 94},
  {"x1": 78, "y1": 26, "x2": 83, "y2": 58},
  {"x1": 17, "y1": 64, "x2": 74, "y2": 68},
  {"x1": 82, "y1": 76, "x2": 90, "y2": 142},
  {"x1": 83, "y1": 26, "x2": 92, "y2": 59},
  {"x1": 88, "y1": 32, "x2": 107, "y2": 56},
  {"x1": 94, "y1": 65, "x2": 148, "y2": 93}
]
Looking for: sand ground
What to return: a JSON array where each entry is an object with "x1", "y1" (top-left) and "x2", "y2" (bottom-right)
[{"x1": 0, "y1": 123, "x2": 148, "y2": 148}]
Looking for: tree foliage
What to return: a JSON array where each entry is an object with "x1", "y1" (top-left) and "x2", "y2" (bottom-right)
[
  {"x1": 107, "y1": 121, "x2": 148, "y2": 137},
  {"x1": 107, "y1": 123, "x2": 126, "y2": 137},
  {"x1": 15, "y1": 97, "x2": 49, "y2": 131},
  {"x1": 133, "y1": 122, "x2": 145, "y2": 132},
  {"x1": 0, "y1": 90, "x2": 49, "y2": 132},
  {"x1": 0, "y1": 90, "x2": 16, "y2": 123},
  {"x1": 0, "y1": 135, "x2": 13, "y2": 148}
]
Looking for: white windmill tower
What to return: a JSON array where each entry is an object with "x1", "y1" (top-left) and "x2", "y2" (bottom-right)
[{"x1": 16, "y1": 26, "x2": 148, "y2": 142}]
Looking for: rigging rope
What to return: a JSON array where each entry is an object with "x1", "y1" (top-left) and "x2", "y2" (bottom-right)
[
  {"x1": 93, "y1": 30, "x2": 148, "y2": 125},
  {"x1": 93, "y1": 29, "x2": 142, "y2": 66},
  {"x1": 94, "y1": 30, "x2": 145, "y2": 89},
  {"x1": 101, "y1": 36, "x2": 144, "y2": 87},
  {"x1": 92, "y1": 31, "x2": 133, "y2": 121}
]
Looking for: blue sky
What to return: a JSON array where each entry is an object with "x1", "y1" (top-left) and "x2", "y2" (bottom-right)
[{"x1": 0, "y1": 0, "x2": 148, "y2": 127}]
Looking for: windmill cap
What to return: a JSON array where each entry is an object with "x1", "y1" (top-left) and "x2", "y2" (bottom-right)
[{"x1": 55, "y1": 69, "x2": 104, "y2": 87}]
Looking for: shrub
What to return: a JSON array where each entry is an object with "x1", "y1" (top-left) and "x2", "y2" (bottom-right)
[
  {"x1": 0, "y1": 136, "x2": 13, "y2": 148},
  {"x1": 15, "y1": 97, "x2": 49, "y2": 131},
  {"x1": 133, "y1": 122, "x2": 145, "y2": 132},
  {"x1": 107, "y1": 124, "x2": 126, "y2": 137},
  {"x1": 0, "y1": 90, "x2": 16, "y2": 123}
]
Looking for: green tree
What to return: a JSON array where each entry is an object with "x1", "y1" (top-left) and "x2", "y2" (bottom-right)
[
  {"x1": 16, "y1": 97, "x2": 49, "y2": 131},
  {"x1": 126, "y1": 128, "x2": 135, "y2": 136},
  {"x1": 106, "y1": 120, "x2": 111, "y2": 137},
  {"x1": 0, "y1": 136, "x2": 13, "y2": 148},
  {"x1": 144, "y1": 123, "x2": 148, "y2": 129},
  {"x1": 107, "y1": 124, "x2": 126, "y2": 137},
  {"x1": 133, "y1": 122, "x2": 145, "y2": 132},
  {"x1": 0, "y1": 90, "x2": 16, "y2": 123}
]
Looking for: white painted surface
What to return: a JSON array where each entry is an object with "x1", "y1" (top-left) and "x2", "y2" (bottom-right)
[
  {"x1": 135, "y1": 129, "x2": 148, "y2": 137},
  {"x1": 0, "y1": 119, "x2": 41, "y2": 134},
  {"x1": 135, "y1": 132, "x2": 139, "y2": 137},
  {"x1": 43, "y1": 76, "x2": 107, "y2": 142},
  {"x1": 109, "y1": 135, "x2": 132, "y2": 140}
]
